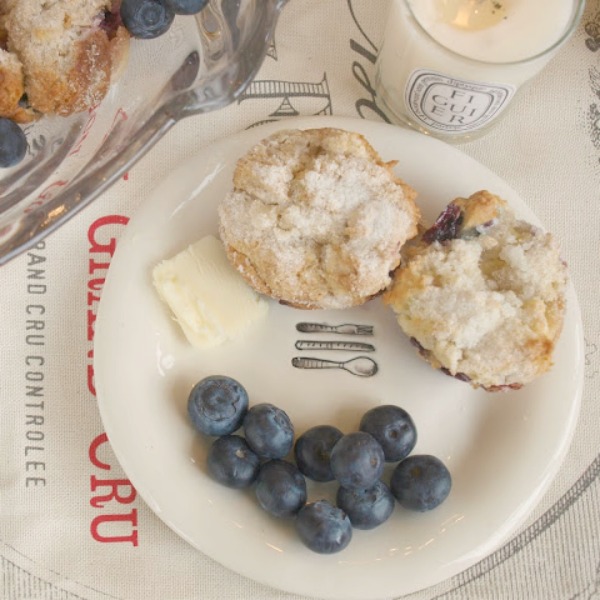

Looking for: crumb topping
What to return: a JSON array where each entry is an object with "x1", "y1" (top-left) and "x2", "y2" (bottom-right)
[
  {"x1": 0, "y1": 0, "x2": 128, "y2": 118},
  {"x1": 384, "y1": 191, "x2": 567, "y2": 389},
  {"x1": 219, "y1": 128, "x2": 420, "y2": 309}
]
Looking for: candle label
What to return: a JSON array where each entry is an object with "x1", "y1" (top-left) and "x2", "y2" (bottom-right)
[{"x1": 405, "y1": 69, "x2": 516, "y2": 133}]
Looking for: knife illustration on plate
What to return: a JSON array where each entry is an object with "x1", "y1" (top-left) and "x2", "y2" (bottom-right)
[
  {"x1": 294, "y1": 340, "x2": 375, "y2": 352},
  {"x1": 295, "y1": 322, "x2": 374, "y2": 336}
]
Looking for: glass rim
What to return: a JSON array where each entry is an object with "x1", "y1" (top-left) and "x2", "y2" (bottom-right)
[{"x1": 402, "y1": 0, "x2": 587, "y2": 67}]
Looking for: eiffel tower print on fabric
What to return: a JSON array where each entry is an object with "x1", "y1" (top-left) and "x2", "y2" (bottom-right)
[
  {"x1": 239, "y1": 74, "x2": 332, "y2": 126},
  {"x1": 584, "y1": 10, "x2": 600, "y2": 157}
]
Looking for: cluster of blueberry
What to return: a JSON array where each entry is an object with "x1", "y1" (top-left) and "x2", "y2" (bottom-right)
[
  {"x1": 0, "y1": 0, "x2": 209, "y2": 169},
  {"x1": 187, "y1": 375, "x2": 452, "y2": 554},
  {"x1": 120, "y1": 0, "x2": 208, "y2": 39}
]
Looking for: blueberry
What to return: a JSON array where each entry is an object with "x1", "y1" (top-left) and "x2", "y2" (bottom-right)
[
  {"x1": 295, "y1": 500, "x2": 352, "y2": 554},
  {"x1": 294, "y1": 425, "x2": 343, "y2": 482},
  {"x1": 336, "y1": 480, "x2": 395, "y2": 530},
  {"x1": 255, "y1": 459, "x2": 307, "y2": 518},
  {"x1": 359, "y1": 405, "x2": 417, "y2": 462},
  {"x1": 207, "y1": 435, "x2": 259, "y2": 488},
  {"x1": 390, "y1": 454, "x2": 452, "y2": 512},
  {"x1": 0, "y1": 117, "x2": 27, "y2": 168},
  {"x1": 120, "y1": 0, "x2": 174, "y2": 39},
  {"x1": 243, "y1": 403, "x2": 294, "y2": 459},
  {"x1": 165, "y1": 0, "x2": 208, "y2": 14},
  {"x1": 330, "y1": 431, "x2": 384, "y2": 491},
  {"x1": 422, "y1": 203, "x2": 464, "y2": 244},
  {"x1": 187, "y1": 375, "x2": 248, "y2": 436}
]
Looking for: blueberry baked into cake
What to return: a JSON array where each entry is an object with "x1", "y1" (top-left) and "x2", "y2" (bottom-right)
[{"x1": 383, "y1": 190, "x2": 567, "y2": 391}]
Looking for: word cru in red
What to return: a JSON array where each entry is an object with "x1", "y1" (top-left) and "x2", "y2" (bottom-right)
[
  {"x1": 86, "y1": 215, "x2": 138, "y2": 546},
  {"x1": 89, "y1": 433, "x2": 138, "y2": 546}
]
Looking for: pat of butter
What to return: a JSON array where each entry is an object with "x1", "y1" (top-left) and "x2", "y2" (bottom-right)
[{"x1": 152, "y1": 235, "x2": 268, "y2": 348}]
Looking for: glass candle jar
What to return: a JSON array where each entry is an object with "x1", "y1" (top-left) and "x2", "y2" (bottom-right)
[{"x1": 374, "y1": 0, "x2": 586, "y2": 142}]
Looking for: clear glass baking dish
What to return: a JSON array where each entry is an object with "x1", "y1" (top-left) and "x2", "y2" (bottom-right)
[{"x1": 0, "y1": 0, "x2": 288, "y2": 265}]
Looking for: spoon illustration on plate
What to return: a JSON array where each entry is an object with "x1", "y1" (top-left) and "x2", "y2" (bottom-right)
[{"x1": 291, "y1": 356, "x2": 378, "y2": 377}]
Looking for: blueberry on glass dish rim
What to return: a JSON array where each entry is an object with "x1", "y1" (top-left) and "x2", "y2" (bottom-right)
[
  {"x1": 187, "y1": 375, "x2": 249, "y2": 436},
  {"x1": 120, "y1": 0, "x2": 175, "y2": 39},
  {"x1": 120, "y1": 0, "x2": 209, "y2": 39},
  {"x1": 0, "y1": 117, "x2": 28, "y2": 168},
  {"x1": 166, "y1": 0, "x2": 209, "y2": 15}
]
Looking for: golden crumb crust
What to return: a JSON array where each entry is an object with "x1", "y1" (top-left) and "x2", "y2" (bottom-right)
[
  {"x1": 219, "y1": 128, "x2": 420, "y2": 310},
  {"x1": 0, "y1": 48, "x2": 32, "y2": 122},
  {"x1": 384, "y1": 190, "x2": 567, "y2": 391},
  {"x1": 0, "y1": 0, "x2": 129, "y2": 121}
]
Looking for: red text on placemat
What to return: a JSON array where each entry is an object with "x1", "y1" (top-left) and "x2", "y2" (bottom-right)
[
  {"x1": 86, "y1": 215, "x2": 129, "y2": 397},
  {"x1": 86, "y1": 215, "x2": 139, "y2": 546},
  {"x1": 89, "y1": 433, "x2": 138, "y2": 546}
]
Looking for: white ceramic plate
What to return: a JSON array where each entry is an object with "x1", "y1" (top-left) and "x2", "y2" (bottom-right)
[{"x1": 94, "y1": 116, "x2": 584, "y2": 600}]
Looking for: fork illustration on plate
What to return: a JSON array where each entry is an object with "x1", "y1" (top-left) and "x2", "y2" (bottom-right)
[{"x1": 296, "y1": 322, "x2": 374, "y2": 336}]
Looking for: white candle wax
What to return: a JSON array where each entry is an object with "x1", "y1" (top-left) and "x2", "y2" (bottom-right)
[{"x1": 412, "y1": 0, "x2": 574, "y2": 64}]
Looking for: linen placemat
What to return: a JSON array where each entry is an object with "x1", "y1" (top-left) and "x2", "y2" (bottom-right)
[{"x1": 1, "y1": 1, "x2": 599, "y2": 598}]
